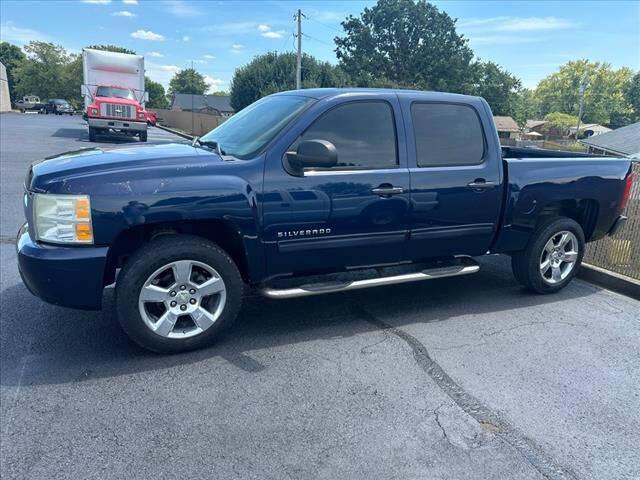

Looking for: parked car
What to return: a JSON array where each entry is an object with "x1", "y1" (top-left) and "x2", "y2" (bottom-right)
[
  {"x1": 14, "y1": 95, "x2": 44, "y2": 112},
  {"x1": 17, "y1": 89, "x2": 633, "y2": 353},
  {"x1": 145, "y1": 110, "x2": 157, "y2": 126},
  {"x1": 42, "y1": 99, "x2": 75, "y2": 115}
]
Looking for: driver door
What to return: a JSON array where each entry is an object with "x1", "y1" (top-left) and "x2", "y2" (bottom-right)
[{"x1": 261, "y1": 96, "x2": 411, "y2": 277}]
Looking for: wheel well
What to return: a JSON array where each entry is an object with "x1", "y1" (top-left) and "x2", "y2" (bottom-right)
[
  {"x1": 534, "y1": 199, "x2": 598, "y2": 240},
  {"x1": 104, "y1": 220, "x2": 250, "y2": 285}
]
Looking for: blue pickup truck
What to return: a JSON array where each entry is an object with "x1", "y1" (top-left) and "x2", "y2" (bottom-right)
[{"x1": 17, "y1": 89, "x2": 633, "y2": 353}]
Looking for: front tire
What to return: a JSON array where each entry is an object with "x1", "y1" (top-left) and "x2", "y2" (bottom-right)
[
  {"x1": 139, "y1": 130, "x2": 148, "y2": 142},
  {"x1": 115, "y1": 235, "x2": 244, "y2": 353},
  {"x1": 88, "y1": 126, "x2": 97, "y2": 142},
  {"x1": 512, "y1": 217, "x2": 585, "y2": 294}
]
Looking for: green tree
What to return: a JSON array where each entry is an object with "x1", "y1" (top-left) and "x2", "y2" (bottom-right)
[
  {"x1": 210, "y1": 90, "x2": 230, "y2": 96},
  {"x1": 230, "y1": 52, "x2": 348, "y2": 110},
  {"x1": 542, "y1": 112, "x2": 578, "y2": 137},
  {"x1": 168, "y1": 68, "x2": 208, "y2": 95},
  {"x1": 334, "y1": 0, "x2": 474, "y2": 92},
  {"x1": 624, "y1": 72, "x2": 640, "y2": 121},
  {"x1": 13, "y1": 41, "x2": 72, "y2": 101},
  {"x1": 0, "y1": 42, "x2": 26, "y2": 101},
  {"x1": 511, "y1": 89, "x2": 540, "y2": 130},
  {"x1": 85, "y1": 44, "x2": 136, "y2": 55},
  {"x1": 145, "y1": 76, "x2": 168, "y2": 109},
  {"x1": 535, "y1": 60, "x2": 634, "y2": 126},
  {"x1": 469, "y1": 61, "x2": 521, "y2": 116}
]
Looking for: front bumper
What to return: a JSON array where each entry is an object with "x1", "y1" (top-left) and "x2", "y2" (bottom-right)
[
  {"x1": 87, "y1": 117, "x2": 147, "y2": 132},
  {"x1": 16, "y1": 224, "x2": 109, "y2": 310}
]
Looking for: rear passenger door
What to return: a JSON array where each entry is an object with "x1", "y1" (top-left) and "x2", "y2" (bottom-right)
[
  {"x1": 400, "y1": 97, "x2": 503, "y2": 259},
  {"x1": 262, "y1": 95, "x2": 411, "y2": 277}
]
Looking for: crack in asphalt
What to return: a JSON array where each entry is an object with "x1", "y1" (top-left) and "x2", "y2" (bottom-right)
[
  {"x1": 482, "y1": 319, "x2": 586, "y2": 337},
  {"x1": 433, "y1": 403, "x2": 453, "y2": 446},
  {"x1": 349, "y1": 302, "x2": 580, "y2": 480}
]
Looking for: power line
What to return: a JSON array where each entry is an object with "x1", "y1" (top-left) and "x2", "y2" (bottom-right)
[
  {"x1": 306, "y1": 15, "x2": 343, "y2": 34},
  {"x1": 302, "y1": 33, "x2": 333, "y2": 48}
]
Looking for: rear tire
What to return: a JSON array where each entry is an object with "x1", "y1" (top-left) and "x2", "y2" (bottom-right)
[
  {"x1": 512, "y1": 217, "x2": 585, "y2": 294},
  {"x1": 115, "y1": 235, "x2": 244, "y2": 353},
  {"x1": 139, "y1": 130, "x2": 148, "y2": 142},
  {"x1": 88, "y1": 126, "x2": 97, "y2": 142}
]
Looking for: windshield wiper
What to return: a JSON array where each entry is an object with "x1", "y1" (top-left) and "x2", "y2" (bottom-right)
[{"x1": 192, "y1": 137, "x2": 226, "y2": 156}]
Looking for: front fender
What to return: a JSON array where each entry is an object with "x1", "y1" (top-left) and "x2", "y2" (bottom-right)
[{"x1": 91, "y1": 173, "x2": 264, "y2": 282}]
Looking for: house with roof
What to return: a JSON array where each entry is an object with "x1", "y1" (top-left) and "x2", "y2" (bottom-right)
[
  {"x1": 170, "y1": 93, "x2": 234, "y2": 117},
  {"x1": 525, "y1": 120, "x2": 547, "y2": 133},
  {"x1": 568, "y1": 123, "x2": 612, "y2": 138},
  {"x1": 493, "y1": 116, "x2": 520, "y2": 141},
  {"x1": 579, "y1": 122, "x2": 640, "y2": 158}
]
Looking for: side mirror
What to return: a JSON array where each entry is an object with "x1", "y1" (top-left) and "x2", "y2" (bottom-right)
[{"x1": 286, "y1": 139, "x2": 337, "y2": 175}]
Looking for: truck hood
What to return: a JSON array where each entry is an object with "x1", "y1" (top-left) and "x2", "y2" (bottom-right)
[{"x1": 28, "y1": 143, "x2": 225, "y2": 193}]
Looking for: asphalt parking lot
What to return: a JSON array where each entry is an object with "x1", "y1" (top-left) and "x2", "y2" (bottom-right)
[{"x1": 1, "y1": 112, "x2": 639, "y2": 480}]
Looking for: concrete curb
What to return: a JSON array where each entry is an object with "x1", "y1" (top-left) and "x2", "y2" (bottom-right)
[
  {"x1": 155, "y1": 123, "x2": 193, "y2": 140},
  {"x1": 578, "y1": 263, "x2": 640, "y2": 300}
]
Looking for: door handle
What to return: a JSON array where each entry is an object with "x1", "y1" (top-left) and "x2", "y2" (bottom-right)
[
  {"x1": 371, "y1": 186, "x2": 404, "y2": 197},
  {"x1": 467, "y1": 179, "x2": 496, "y2": 190}
]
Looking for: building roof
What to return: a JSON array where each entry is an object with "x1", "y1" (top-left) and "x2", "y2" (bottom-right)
[
  {"x1": 569, "y1": 123, "x2": 612, "y2": 134},
  {"x1": 493, "y1": 116, "x2": 519, "y2": 132},
  {"x1": 579, "y1": 122, "x2": 640, "y2": 157},
  {"x1": 526, "y1": 120, "x2": 547, "y2": 129},
  {"x1": 172, "y1": 93, "x2": 233, "y2": 112}
]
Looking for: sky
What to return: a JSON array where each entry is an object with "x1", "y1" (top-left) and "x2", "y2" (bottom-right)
[{"x1": 1, "y1": 0, "x2": 638, "y2": 92}]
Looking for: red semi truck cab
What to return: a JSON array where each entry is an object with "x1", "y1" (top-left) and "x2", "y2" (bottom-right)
[{"x1": 86, "y1": 85, "x2": 148, "y2": 142}]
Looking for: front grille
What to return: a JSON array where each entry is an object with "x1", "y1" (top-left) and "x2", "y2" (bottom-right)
[{"x1": 100, "y1": 103, "x2": 134, "y2": 119}]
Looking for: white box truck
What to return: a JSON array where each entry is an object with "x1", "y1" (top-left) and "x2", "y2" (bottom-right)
[{"x1": 81, "y1": 49, "x2": 149, "y2": 142}]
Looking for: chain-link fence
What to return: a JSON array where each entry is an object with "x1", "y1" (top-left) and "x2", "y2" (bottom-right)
[{"x1": 584, "y1": 161, "x2": 640, "y2": 280}]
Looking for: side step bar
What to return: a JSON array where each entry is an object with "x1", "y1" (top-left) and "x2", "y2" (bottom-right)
[{"x1": 259, "y1": 258, "x2": 480, "y2": 299}]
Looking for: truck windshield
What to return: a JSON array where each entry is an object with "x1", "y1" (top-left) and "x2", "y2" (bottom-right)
[
  {"x1": 95, "y1": 87, "x2": 135, "y2": 100},
  {"x1": 199, "y1": 95, "x2": 315, "y2": 159}
]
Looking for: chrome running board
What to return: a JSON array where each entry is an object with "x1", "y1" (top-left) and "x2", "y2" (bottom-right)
[{"x1": 259, "y1": 258, "x2": 480, "y2": 299}]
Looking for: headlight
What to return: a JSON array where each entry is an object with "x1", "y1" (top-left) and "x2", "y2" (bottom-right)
[
  {"x1": 138, "y1": 112, "x2": 145, "y2": 119},
  {"x1": 33, "y1": 194, "x2": 93, "y2": 244}
]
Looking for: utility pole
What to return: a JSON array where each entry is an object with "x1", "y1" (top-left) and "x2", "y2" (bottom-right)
[
  {"x1": 575, "y1": 75, "x2": 588, "y2": 140},
  {"x1": 191, "y1": 60, "x2": 194, "y2": 136},
  {"x1": 295, "y1": 9, "x2": 304, "y2": 89}
]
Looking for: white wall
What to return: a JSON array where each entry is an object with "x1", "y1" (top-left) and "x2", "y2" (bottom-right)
[{"x1": 0, "y1": 62, "x2": 10, "y2": 112}]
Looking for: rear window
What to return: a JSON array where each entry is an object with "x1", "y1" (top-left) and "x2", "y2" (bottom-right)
[{"x1": 411, "y1": 103, "x2": 485, "y2": 167}]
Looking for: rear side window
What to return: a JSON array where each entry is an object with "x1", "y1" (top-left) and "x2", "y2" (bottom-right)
[
  {"x1": 411, "y1": 103, "x2": 485, "y2": 167},
  {"x1": 300, "y1": 101, "x2": 397, "y2": 169}
]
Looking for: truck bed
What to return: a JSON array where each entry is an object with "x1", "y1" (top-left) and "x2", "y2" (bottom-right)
[
  {"x1": 501, "y1": 146, "x2": 598, "y2": 159},
  {"x1": 494, "y1": 153, "x2": 632, "y2": 254}
]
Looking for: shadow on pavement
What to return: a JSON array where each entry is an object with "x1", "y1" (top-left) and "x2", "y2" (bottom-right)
[
  {"x1": 52, "y1": 127, "x2": 143, "y2": 144},
  {"x1": 0, "y1": 256, "x2": 602, "y2": 386}
]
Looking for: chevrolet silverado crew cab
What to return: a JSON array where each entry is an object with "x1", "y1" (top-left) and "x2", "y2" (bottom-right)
[{"x1": 17, "y1": 89, "x2": 633, "y2": 353}]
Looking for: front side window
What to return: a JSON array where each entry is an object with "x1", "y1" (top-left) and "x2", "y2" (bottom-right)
[
  {"x1": 200, "y1": 95, "x2": 314, "y2": 159},
  {"x1": 412, "y1": 103, "x2": 485, "y2": 167},
  {"x1": 300, "y1": 101, "x2": 397, "y2": 169}
]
